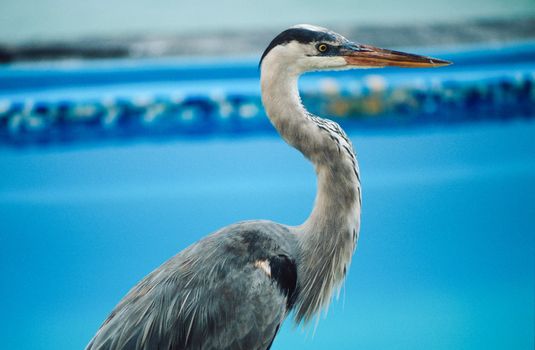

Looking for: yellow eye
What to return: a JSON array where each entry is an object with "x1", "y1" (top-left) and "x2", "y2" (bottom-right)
[{"x1": 317, "y1": 44, "x2": 328, "y2": 53}]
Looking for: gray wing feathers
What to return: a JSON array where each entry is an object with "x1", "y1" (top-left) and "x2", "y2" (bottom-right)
[{"x1": 86, "y1": 221, "x2": 297, "y2": 350}]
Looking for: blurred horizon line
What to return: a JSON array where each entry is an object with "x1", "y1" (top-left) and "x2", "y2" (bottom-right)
[{"x1": 1, "y1": 17, "x2": 534, "y2": 64}]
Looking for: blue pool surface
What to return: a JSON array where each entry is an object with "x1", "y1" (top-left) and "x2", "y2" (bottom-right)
[
  {"x1": 1, "y1": 119, "x2": 534, "y2": 349},
  {"x1": 1, "y1": 42, "x2": 535, "y2": 147}
]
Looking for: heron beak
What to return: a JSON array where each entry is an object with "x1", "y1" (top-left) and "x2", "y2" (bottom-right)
[{"x1": 341, "y1": 43, "x2": 451, "y2": 68}]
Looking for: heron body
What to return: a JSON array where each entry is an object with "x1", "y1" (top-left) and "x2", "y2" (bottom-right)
[{"x1": 86, "y1": 25, "x2": 449, "y2": 350}]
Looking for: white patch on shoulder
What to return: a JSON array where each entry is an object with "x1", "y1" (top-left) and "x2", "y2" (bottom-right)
[{"x1": 254, "y1": 260, "x2": 271, "y2": 277}]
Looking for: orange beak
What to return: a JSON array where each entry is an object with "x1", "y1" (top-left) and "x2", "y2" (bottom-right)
[{"x1": 341, "y1": 43, "x2": 451, "y2": 68}]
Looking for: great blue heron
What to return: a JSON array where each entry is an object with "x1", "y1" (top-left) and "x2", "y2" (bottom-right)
[{"x1": 86, "y1": 24, "x2": 450, "y2": 350}]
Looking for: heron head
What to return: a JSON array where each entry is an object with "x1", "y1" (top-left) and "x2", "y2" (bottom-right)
[{"x1": 260, "y1": 24, "x2": 451, "y2": 74}]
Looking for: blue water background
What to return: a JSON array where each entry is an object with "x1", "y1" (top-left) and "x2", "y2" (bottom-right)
[{"x1": 1, "y1": 120, "x2": 534, "y2": 349}]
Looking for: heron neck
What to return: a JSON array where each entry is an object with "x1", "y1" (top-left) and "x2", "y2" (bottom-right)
[{"x1": 260, "y1": 64, "x2": 361, "y2": 324}]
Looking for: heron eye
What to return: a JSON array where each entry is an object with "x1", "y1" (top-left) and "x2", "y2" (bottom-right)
[{"x1": 317, "y1": 43, "x2": 328, "y2": 53}]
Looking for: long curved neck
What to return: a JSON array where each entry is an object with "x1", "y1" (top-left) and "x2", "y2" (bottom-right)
[{"x1": 260, "y1": 60, "x2": 361, "y2": 324}]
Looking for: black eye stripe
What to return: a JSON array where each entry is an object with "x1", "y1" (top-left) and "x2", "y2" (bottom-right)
[
  {"x1": 260, "y1": 27, "x2": 343, "y2": 66},
  {"x1": 315, "y1": 43, "x2": 341, "y2": 56}
]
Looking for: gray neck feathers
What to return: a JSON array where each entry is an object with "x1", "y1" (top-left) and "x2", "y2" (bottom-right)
[{"x1": 261, "y1": 57, "x2": 361, "y2": 325}]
